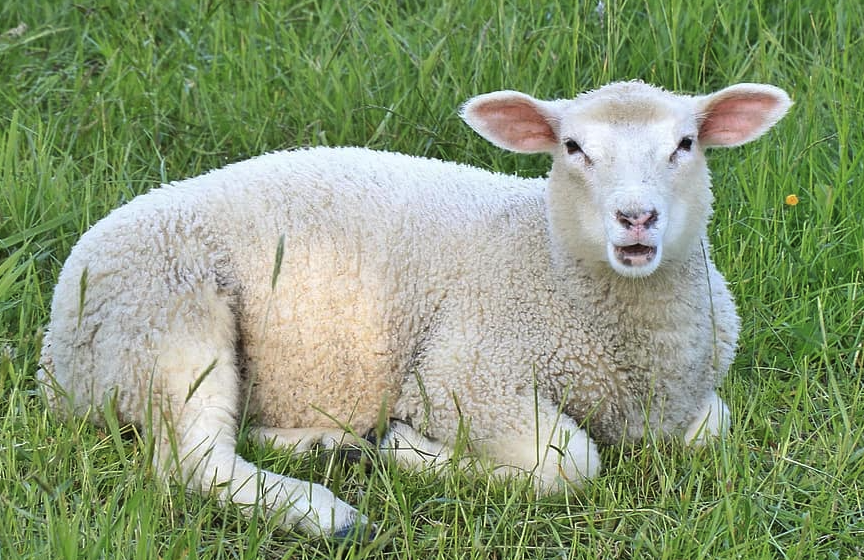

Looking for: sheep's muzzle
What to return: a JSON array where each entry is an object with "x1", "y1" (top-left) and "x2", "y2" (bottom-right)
[{"x1": 614, "y1": 244, "x2": 657, "y2": 267}]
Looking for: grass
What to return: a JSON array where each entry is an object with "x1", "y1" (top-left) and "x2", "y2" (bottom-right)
[{"x1": 1, "y1": 0, "x2": 863, "y2": 558}]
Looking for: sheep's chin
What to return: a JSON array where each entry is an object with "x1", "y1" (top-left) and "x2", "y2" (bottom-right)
[{"x1": 607, "y1": 243, "x2": 661, "y2": 277}]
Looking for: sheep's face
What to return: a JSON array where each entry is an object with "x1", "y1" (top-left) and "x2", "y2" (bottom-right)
[
  {"x1": 548, "y1": 92, "x2": 712, "y2": 277},
  {"x1": 461, "y1": 81, "x2": 791, "y2": 278}
]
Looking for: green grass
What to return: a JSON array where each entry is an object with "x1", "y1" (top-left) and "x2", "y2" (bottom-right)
[{"x1": 1, "y1": 0, "x2": 863, "y2": 558}]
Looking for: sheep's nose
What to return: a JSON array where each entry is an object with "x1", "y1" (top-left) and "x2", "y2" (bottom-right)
[{"x1": 616, "y1": 209, "x2": 658, "y2": 229}]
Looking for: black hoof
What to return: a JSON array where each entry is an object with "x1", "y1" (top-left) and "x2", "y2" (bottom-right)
[{"x1": 332, "y1": 521, "x2": 378, "y2": 542}]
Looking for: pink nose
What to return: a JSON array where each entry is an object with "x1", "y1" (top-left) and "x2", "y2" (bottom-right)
[{"x1": 616, "y1": 209, "x2": 658, "y2": 229}]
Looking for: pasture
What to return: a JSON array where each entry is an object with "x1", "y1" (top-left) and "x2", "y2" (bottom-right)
[{"x1": 1, "y1": 1, "x2": 862, "y2": 558}]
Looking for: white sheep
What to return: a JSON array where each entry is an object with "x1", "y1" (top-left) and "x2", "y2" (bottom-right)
[{"x1": 38, "y1": 81, "x2": 791, "y2": 539}]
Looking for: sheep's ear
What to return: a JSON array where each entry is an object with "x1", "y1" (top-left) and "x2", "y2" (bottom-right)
[
  {"x1": 460, "y1": 91, "x2": 562, "y2": 153},
  {"x1": 696, "y1": 83, "x2": 792, "y2": 148}
]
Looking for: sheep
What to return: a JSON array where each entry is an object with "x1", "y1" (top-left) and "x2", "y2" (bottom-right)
[{"x1": 38, "y1": 80, "x2": 791, "y2": 539}]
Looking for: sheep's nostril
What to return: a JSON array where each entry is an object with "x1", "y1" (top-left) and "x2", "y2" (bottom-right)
[
  {"x1": 643, "y1": 209, "x2": 658, "y2": 228},
  {"x1": 616, "y1": 209, "x2": 658, "y2": 229},
  {"x1": 617, "y1": 212, "x2": 632, "y2": 228}
]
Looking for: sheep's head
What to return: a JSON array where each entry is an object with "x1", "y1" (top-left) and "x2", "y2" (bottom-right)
[{"x1": 461, "y1": 82, "x2": 791, "y2": 278}]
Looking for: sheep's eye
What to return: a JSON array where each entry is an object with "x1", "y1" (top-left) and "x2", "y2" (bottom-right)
[
  {"x1": 677, "y1": 136, "x2": 693, "y2": 152},
  {"x1": 564, "y1": 139, "x2": 582, "y2": 155}
]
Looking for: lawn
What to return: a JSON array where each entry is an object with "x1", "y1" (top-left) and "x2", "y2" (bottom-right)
[{"x1": 1, "y1": 0, "x2": 862, "y2": 558}]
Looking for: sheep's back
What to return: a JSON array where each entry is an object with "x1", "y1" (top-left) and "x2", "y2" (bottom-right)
[{"x1": 184, "y1": 147, "x2": 547, "y2": 431}]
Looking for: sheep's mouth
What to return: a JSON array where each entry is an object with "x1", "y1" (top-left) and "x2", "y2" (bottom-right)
[{"x1": 614, "y1": 244, "x2": 657, "y2": 267}]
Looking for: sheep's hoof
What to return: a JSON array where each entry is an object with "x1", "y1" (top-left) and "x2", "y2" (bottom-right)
[{"x1": 332, "y1": 520, "x2": 378, "y2": 542}]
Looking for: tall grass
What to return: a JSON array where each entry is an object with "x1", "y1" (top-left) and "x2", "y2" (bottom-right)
[{"x1": 1, "y1": 0, "x2": 862, "y2": 558}]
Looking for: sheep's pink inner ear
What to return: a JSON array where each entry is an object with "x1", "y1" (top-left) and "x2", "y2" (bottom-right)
[
  {"x1": 468, "y1": 98, "x2": 558, "y2": 153},
  {"x1": 698, "y1": 92, "x2": 787, "y2": 147}
]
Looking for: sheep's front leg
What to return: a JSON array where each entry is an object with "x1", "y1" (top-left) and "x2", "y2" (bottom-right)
[
  {"x1": 683, "y1": 390, "x2": 730, "y2": 445},
  {"x1": 378, "y1": 421, "x2": 454, "y2": 469},
  {"x1": 485, "y1": 399, "x2": 602, "y2": 492},
  {"x1": 383, "y1": 402, "x2": 600, "y2": 491}
]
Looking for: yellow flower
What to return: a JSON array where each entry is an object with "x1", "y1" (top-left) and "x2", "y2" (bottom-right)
[{"x1": 785, "y1": 194, "x2": 799, "y2": 206}]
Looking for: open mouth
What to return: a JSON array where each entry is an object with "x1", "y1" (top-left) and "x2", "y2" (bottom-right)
[{"x1": 614, "y1": 244, "x2": 657, "y2": 267}]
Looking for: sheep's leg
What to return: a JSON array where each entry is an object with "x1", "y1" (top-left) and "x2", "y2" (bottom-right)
[
  {"x1": 480, "y1": 399, "x2": 602, "y2": 493},
  {"x1": 383, "y1": 403, "x2": 600, "y2": 492},
  {"x1": 151, "y1": 339, "x2": 365, "y2": 539},
  {"x1": 378, "y1": 421, "x2": 454, "y2": 469},
  {"x1": 251, "y1": 426, "x2": 366, "y2": 453},
  {"x1": 683, "y1": 390, "x2": 730, "y2": 445}
]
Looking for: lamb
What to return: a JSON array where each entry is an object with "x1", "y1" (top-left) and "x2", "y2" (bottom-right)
[{"x1": 38, "y1": 81, "x2": 791, "y2": 539}]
